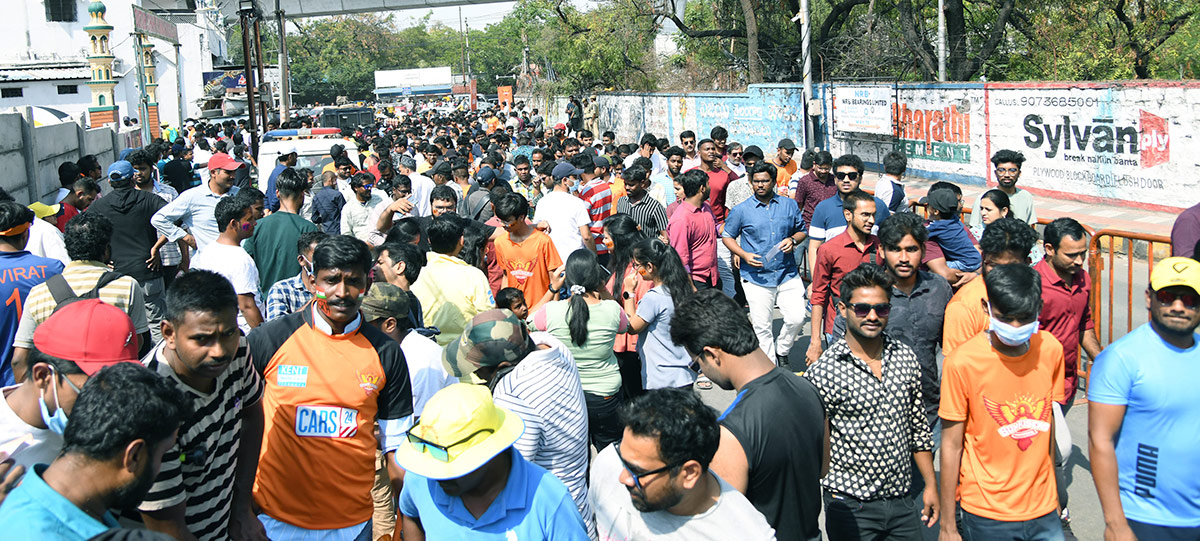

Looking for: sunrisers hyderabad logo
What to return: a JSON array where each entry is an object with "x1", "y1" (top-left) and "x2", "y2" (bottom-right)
[
  {"x1": 508, "y1": 259, "x2": 535, "y2": 285},
  {"x1": 357, "y1": 372, "x2": 381, "y2": 397},
  {"x1": 983, "y1": 394, "x2": 1052, "y2": 451}
]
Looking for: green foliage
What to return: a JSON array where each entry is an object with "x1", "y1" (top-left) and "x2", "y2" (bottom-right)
[{"x1": 232, "y1": 0, "x2": 1199, "y2": 103}]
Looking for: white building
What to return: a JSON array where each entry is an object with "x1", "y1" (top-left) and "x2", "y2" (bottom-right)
[{"x1": 0, "y1": 0, "x2": 228, "y2": 129}]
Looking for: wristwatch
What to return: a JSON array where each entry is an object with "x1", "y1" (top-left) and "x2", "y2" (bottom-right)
[
  {"x1": 623, "y1": 291, "x2": 633, "y2": 300},
  {"x1": 549, "y1": 286, "x2": 560, "y2": 294}
]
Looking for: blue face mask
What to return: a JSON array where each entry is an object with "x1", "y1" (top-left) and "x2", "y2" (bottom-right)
[
  {"x1": 987, "y1": 303, "x2": 1039, "y2": 347},
  {"x1": 38, "y1": 369, "x2": 70, "y2": 435}
]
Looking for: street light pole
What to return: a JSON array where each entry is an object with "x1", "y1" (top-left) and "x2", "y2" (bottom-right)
[{"x1": 937, "y1": 0, "x2": 947, "y2": 81}]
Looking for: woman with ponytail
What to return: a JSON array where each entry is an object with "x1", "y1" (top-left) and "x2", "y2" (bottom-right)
[
  {"x1": 603, "y1": 214, "x2": 650, "y2": 397},
  {"x1": 621, "y1": 237, "x2": 697, "y2": 390},
  {"x1": 530, "y1": 249, "x2": 628, "y2": 451}
]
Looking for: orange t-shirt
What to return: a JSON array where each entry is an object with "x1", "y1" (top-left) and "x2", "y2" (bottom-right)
[
  {"x1": 939, "y1": 331, "x2": 1064, "y2": 522},
  {"x1": 771, "y1": 158, "x2": 798, "y2": 196},
  {"x1": 608, "y1": 176, "x2": 627, "y2": 201},
  {"x1": 486, "y1": 116, "x2": 502, "y2": 134},
  {"x1": 493, "y1": 229, "x2": 564, "y2": 307},
  {"x1": 942, "y1": 275, "x2": 989, "y2": 354}
]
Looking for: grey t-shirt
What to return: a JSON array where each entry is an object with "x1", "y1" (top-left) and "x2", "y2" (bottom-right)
[
  {"x1": 590, "y1": 445, "x2": 776, "y2": 541},
  {"x1": 635, "y1": 286, "x2": 695, "y2": 389}
]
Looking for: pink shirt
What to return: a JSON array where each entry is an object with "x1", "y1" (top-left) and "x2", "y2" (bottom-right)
[{"x1": 668, "y1": 200, "x2": 718, "y2": 286}]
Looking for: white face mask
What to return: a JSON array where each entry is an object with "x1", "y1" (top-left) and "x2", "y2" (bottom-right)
[{"x1": 987, "y1": 303, "x2": 1039, "y2": 347}]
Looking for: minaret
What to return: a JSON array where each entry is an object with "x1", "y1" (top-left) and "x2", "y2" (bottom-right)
[
  {"x1": 84, "y1": 1, "x2": 118, "y2": 127},
  {"x1": 142, "y1": 40, "x2": 161, "y2": 138}
]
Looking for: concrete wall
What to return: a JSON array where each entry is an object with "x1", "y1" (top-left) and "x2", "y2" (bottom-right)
[
  {"x1": 0, "y1": 108, "x2": 126, "y2": 204},
  {"x1": 562, "y1": 85, "x2": 808, "y2": 151},
  {"x1": 542, "y1": 80, "x2": 1200, "y2": 212}
]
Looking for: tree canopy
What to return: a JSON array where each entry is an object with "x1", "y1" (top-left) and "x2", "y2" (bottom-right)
[{"x1": 229, "y1": 0, "x2": 1199, "y2": 102}]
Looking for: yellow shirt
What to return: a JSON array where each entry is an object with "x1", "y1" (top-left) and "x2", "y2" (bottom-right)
[{"x1": 411, "y1": 251, "x2": 495, "y2": 350}]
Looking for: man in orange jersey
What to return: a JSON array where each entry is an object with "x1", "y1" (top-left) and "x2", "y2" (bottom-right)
[
  {"x1": 939, "y1": 264, "x2": 1065, "y2": 541},
  {"x1": 247, "y1": 235, "x2": 413, "y2": 540}
]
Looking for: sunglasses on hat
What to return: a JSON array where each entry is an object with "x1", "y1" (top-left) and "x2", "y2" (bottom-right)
[{"x1": 406, "y1": 425, "x2": 495, "y2": 462}]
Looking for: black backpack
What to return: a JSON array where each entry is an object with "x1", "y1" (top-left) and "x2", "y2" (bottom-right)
[{"x1": 45, "y1": 271, "x2": 125, "y2": 313}]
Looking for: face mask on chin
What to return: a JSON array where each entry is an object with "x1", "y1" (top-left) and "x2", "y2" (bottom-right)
[{"x1": 987, "y1": 303, "x2": 1039, "y2": 347}]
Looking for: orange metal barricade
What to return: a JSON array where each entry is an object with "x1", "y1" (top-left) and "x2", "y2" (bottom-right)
[{"x1": 1083, "y1": 229, "x2": 1173, "y2": 392}]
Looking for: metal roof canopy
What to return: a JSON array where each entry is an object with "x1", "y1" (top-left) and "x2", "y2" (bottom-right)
[{"x1": 220, "y1": 0, "x2": 512, "y2": 21}]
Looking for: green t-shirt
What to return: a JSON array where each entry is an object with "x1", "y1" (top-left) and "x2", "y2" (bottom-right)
[
  {"x1": 244, "y1": 211, "x2": 319, "y2": 291},
  {"x1": 532, "y1": 298, "x2": 626, "y2": 395}
]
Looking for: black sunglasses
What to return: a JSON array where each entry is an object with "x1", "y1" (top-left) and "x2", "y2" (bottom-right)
[
  {"x1": 834, "y1": 172, "x2": 861, "y2": 181},
  {"x1": 1155, "y1": 289, "x2": 1200, "y2": 309},
  {"x1": 847, "y1": 302, "x2": 891, "y2": 318},
  {"x1": 406, "y1": 425, "x2": 495, "y2": 462}
]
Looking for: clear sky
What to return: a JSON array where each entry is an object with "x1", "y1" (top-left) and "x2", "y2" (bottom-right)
[{"x1": 386, "y1": 0, "x2": 598, "y2": 31}]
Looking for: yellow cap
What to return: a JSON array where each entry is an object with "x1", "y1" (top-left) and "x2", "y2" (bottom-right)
[
  {"x1": 1151, "y1": 257, "x2": 1200, "y2": 295},
  {"x1": 28, "y1": 202, "x2": 60, "y2": 220}
]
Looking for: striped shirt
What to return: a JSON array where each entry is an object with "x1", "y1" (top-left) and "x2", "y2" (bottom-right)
[
  {"x1": 614, "y1": 195, "x2": 669, "y2": 235},
  {"x1": 577, "y1": 179, "x2": 612, "y2": 256},
  {"x1": 13, "y1": 261, "x2": 148, "y2": 348},
  {"x1": 492, "y1": 332, "x2": 595, "y2": 539},
  {"x1": 139, "y1": 338, "x2": 264, "y2": 541}
]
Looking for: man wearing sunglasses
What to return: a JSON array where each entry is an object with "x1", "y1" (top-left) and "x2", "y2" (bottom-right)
[
  {"x1": 341, "y1": 172, "x2": 386, "y2": 245},
  {"x1": 1090, "y1": 257, "x2": 1200, "y2": 541},
  {"x1": 806, "y1": 154, "x2": 891, "y2": 279},
  {"x1": 590, "y1": 388, "x2": 776, "y2": 540},
  {"x1": 804, "y1": 263, "x2": 936, "y2": 540},
  {"x1": 807, "y1": 190, "x2": 884, "y2": 365}
]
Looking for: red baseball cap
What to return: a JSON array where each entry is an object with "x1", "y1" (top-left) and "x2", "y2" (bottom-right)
[
  {"x1": 208, "y1": 152, "x2": 246, "y2": 172},
  {"x1": 33, "y1": 299, "x2": 139, "y2": 375},
  {"x1": 554, "y1": 123, "x2": 566, "y2": 130}
]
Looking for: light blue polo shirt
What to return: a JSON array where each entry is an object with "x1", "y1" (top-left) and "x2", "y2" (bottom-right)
[
  {"x1": 398, "y1": 447, "x2": 589, "y2": 540},
  {"x1": 1089, "y1": 323, "x2": 1200, "y2": 527},
  {"x1": 0, "y1": 464, "x2": 119, "y2": 540}
]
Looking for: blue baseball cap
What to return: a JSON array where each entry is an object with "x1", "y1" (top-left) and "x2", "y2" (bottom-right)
[
  {"x1": 107, "y1": 160, "x2": 134, "y2": 182},
  {"x1": 552, "y1": 162, "x2": 584, "y2": 181},
  {"x1": 476, "y1": 167, "x2": 497, "y2": 185}
]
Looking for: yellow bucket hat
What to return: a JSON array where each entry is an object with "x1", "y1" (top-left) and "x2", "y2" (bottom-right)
[{"x1": 394, "y1": 383, "x2": 524, "y2": 480}]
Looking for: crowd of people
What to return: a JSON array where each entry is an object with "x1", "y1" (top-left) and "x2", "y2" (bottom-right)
[{"x1": 0, "y1": 99, "x2": 1194, "y2": 541}]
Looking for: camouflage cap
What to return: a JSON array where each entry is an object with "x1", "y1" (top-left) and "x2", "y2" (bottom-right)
[
  {"x1": 360, "y1": 283, "x2": 410, "y2": 322},
  {"x1": 444, "y1": 309, "x2": 533, "y2": 373}
]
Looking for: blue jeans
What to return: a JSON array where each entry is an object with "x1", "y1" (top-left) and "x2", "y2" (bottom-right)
[
  {"x1": 716, "y1": 241, "x2": 736, "y2": 298},
  {"x1": 1128, "y1": 519, "x2": 1200, "y2": 540},
  {"x1": 958, "y1": 507, "x2": 1063, "y2": 541}
]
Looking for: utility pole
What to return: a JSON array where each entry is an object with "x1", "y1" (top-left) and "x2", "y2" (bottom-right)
[
  {"x1": 937, "y1": 0, "x2": 946, "y2": 81},
  {"x1": 465, "y1": 23, "x2": 472, "y2": 79},
  {"x1": 799, "y1": 0, "x2": 812, "y2": 147},
  {"x1": 133, "y1": 33, "x2": 151, "y2": 145},
  {"x1": 276, "y1": 0, "x2": 291, "y2": 118},
  {"x1": 458, "y1": 7, "x2": 466, "y2": 78}
]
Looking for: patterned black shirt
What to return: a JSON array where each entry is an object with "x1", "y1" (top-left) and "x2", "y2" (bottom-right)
[{"x1": 804, "y1": 334, "x2": 933, "y2": 499}]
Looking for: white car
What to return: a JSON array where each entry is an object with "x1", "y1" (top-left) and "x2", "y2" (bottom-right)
[{"x1": 256, "y1": 128, "x2": 361, "y2": 186}]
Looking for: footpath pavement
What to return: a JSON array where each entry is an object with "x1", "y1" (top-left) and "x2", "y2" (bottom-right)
[{"x1": 860, "y1": 172, "x2": 1179, "y2": 238}]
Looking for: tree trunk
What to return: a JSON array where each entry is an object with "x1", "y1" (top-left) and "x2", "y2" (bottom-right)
[{"x1": 739, "y1": 0, "x2": 763, "y2": 83}]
